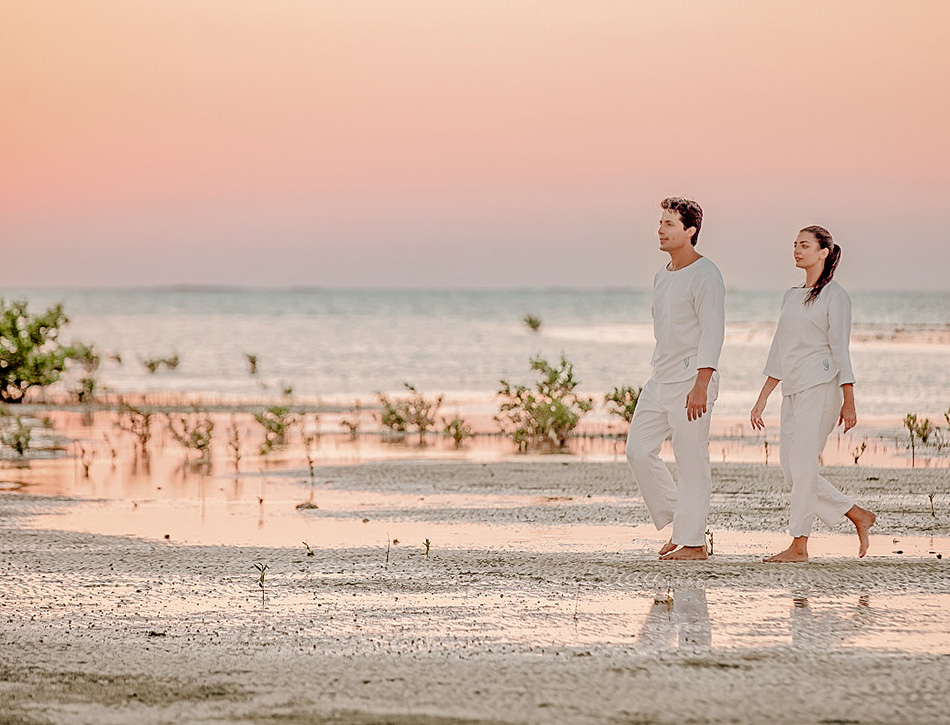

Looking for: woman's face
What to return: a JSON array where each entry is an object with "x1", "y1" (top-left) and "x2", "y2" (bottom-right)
[{"x1": 793, "y1": 231, "x2": 828, "y2": 271}]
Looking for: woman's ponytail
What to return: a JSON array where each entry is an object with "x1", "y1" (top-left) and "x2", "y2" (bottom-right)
[{"x1": 802, "y1": 225, "x2": 839, "y2": 304}]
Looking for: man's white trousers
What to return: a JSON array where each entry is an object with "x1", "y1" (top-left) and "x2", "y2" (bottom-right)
[
  {"x1": 625, "y1": 375, "x2": 718, "y2": 547},
  {"x1": 780, "y1": 378, "x2": 853, "y2": 538}
]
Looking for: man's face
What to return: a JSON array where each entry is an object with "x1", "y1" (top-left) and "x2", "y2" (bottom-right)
[{"x1": 657, "y1": 208, "x2": 695, "y2": 253}]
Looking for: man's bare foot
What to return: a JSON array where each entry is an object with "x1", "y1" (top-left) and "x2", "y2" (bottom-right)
[
  {"x1": 846, "y1": 506, "x2": 876, "y2": 558},
  {"x1": 660, "y1": 545, "x2": 707, "y2": 561},
  {"x1": 659, "y1": 539, "x2": 677, "y2": 556}
]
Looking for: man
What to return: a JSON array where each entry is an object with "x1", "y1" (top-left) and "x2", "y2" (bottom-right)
[{"x1": 626, "y1": 197, "x2": 725, "y2": 560}]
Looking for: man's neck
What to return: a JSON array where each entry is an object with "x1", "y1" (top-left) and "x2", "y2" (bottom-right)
[{"x1": 667, "y1": 247, "x2": 702, "y2": 271}]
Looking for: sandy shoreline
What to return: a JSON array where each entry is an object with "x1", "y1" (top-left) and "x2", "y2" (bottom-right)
[{"x1": 2, "y1": 459, "x2": 950, "y2": 724}]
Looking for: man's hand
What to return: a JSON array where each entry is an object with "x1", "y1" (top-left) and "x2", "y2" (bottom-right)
[{"x1": 685, "y1": 368, "x2": 714, "y2": 422}]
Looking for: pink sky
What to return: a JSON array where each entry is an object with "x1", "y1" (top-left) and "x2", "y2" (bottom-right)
[{"x1": 2, "y1": 1, "x2": 949, "y2": 290}]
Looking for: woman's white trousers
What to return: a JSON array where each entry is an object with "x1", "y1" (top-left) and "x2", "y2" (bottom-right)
[{"x1": 780, "y1": 379, "x2": 854, "y2": 537}]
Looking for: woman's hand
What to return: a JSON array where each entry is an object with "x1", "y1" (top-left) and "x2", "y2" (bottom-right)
[
  {"x1": 751, "y1": 378, "x2": 779, "y2": 430},
  {"x1": 839, "y1": 383, "x2": 857, "y2": 433},
  {"x1": 838, "y1": 399, "x2": 857, "y2": 433},
  {"x1": 750, "y1": 399, "x2": 767, "y2": 430}
]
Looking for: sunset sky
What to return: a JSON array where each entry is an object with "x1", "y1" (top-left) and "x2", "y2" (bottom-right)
[{"x1": 2, "y1": 0, "x2": 949, "y2": 290}]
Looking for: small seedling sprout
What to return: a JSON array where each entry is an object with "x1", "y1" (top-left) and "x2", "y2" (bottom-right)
[
  {"x1": 254, "y1": 562, "x2": 269, "y2": 605},
  {"x1": 423, "y1": 538, "x2": 431, "y2": 559}
]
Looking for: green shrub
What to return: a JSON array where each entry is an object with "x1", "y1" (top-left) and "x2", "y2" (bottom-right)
[
  {"x1": 496, "y1": 355, "x2": 593, "y2": 453},
  {"x1": 523, "y1": 314, "x2": 542, "y2": 332},
  {"x1": 117, "y1": 401, "x2": 155, "y2": 457},
  {"x1": 378, "y1": 384, "x2": 443, "y2": 445},
  {"x1": 0, "y1": 416, "x2": 31, "y2": 456},
  {"x1": 68, "y1": 342, "x2": 101, "y2": 403},
  {"x1": 605, "y1": 385, "x2": 643, "y2": 424},
  {"x1": 0, "y1": 299, "x2": 74, "y2": 404},
  {"x1": 254, "y1": 405, "x2": 297, "y2": 455},
  {"x1": 165, "y1": 408, "x2": 215, "y2": 465},
  {"x1": 443, "y1": 415, "x2": 473, "y2": 448}
]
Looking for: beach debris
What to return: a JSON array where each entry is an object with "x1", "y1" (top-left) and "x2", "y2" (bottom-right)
[
  {"x1": 244, "y1": 353, "x2": 258, "y2": 375},
  {"x1": 704, "y1": 528, "x2": 715, "y2": 556},
  {"x1": 146, "y1": 630, "x2": 166, "y2": 637},
  {"x1": 302, "y1": 541, "x2": 314, "y2": 557},
  {"x1": 424, "y1": 538, "x2": 432, "y2": 559},
  {"x1": 929, "y1": 492, "x2": 937, "y2": 518},
  {"x1": 295, "y1": 501, "x2": 318, "y2": 510}
]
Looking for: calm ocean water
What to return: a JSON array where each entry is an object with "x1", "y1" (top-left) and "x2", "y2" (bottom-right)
[{"x1": 5, "y1": 287, "x2": 950, "y2": 422}]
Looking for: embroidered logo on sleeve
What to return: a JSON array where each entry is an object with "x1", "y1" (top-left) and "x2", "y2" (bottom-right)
[
  {"x1": 822, "y1": 359, "x2": 830, "y2": 371},
  {"x1": 683, "y1": 356, "x2": 691, "y2": 370}
]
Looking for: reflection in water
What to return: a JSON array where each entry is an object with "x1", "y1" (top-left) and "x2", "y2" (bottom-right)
[
  {"x1": 636, "y1": 587, "x2": 711, "y2": 650},
  {"x1": 791, "y1": 592, "x2": 875, "y2": 649}
]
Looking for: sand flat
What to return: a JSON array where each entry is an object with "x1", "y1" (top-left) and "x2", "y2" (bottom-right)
[{"x1": 2, "y1": 460, "x2": 950, "y2": 724}]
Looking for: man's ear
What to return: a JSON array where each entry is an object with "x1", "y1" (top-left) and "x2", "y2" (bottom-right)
[{"x1": 686, "y1": 226, "x2": 697, "y2": 240}]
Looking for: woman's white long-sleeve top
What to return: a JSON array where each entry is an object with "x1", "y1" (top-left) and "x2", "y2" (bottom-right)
[{"x1": 763, "y1": 280, "x2": 855, "y2": 396}]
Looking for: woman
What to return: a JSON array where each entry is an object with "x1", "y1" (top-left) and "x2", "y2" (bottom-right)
[{"x1": 750, "y1": 225, "x2": 876, "y2": 562}]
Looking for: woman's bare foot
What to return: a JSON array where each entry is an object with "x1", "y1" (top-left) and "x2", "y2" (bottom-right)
[
  {"x1": 846, "y1": 505, "x2": 876, "y2": 558},
  {"x1": 660, "y1": 545, "x2": 707, "y2": 561},
  {"x1": 659, "y1": 539, "x2": 677, "y2": 556},
  {"x1": 764, "y1": 536, "x2": 808, "y2": 563}
]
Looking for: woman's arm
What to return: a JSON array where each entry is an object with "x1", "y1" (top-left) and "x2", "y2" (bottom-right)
[
  {"x1": 839, "y1": 382, "x2": 857, "y2": 432},
  {"x1": 750, "y1": 376, "x2": 780, "y2": 430},
  {"x1": 828, "y1": 287, "x2": 856, "y2": 386}
]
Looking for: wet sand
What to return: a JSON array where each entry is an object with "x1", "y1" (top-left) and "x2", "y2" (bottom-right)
[{"x1": 3, "y1": 454, "x2": 950, "y2": 724}]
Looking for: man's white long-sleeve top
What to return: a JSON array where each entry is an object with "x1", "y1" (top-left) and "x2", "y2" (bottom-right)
[{"x1": 650, "y1": 256, "x2": 726, "y2": 383}]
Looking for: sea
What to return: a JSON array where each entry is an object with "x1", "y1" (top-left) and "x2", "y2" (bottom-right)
[{"x1": 5, "y1": 287, "x2": 950, "y2": 425}]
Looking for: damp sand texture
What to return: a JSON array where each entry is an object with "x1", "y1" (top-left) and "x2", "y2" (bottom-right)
[{"x1": 2, "y1": 460, "x2": 950, "y2": 725}]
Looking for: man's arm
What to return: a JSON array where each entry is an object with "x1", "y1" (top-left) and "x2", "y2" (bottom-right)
[
  {"x1": 686, "y1": 268, "x2": 725, "y2": 421},
  {"x1": 686, "y1": 367, "x2": 714, "y2": 421}
]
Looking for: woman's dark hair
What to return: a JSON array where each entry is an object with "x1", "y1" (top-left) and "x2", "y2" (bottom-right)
[
  {"x1": 662, "y1": 197, "x2": 703, "y2": 245},
  {"x1": 801, "y1": 225, "x2": 840, "y2": 304}
]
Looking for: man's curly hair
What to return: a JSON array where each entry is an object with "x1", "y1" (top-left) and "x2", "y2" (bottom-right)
[{"x1": 661, "y1": 197, "x2": 703, "y2": 246}]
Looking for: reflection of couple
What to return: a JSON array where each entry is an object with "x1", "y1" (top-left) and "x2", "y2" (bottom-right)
[
  {"x1": 625, "y1": 198, "x2": 875, "y2": 562},
  {"x1": 636, "y1": 586, "x2": 873, "y2": 650}
]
